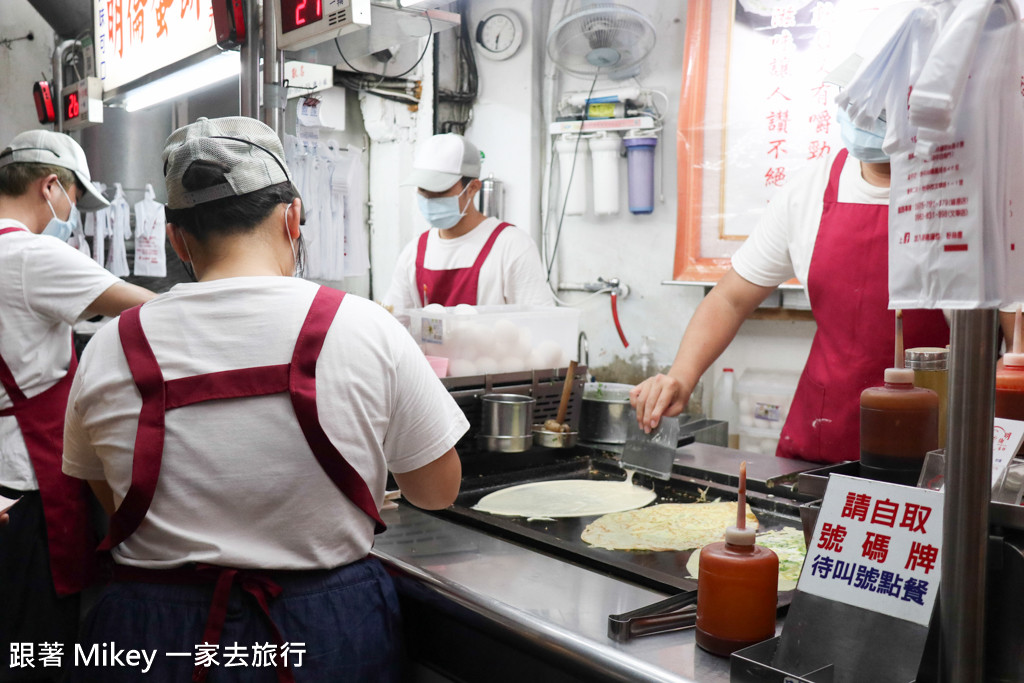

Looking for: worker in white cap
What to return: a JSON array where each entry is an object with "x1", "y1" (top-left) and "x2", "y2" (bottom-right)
[
  {"x1": 382, "y1": 132, "x2": 554, "y2": 309},
  {"x1": 62, "y1": 117, "x2": 465, "y2": 682},
  {"x1": 0, "y1": 129, "x2": 154, "y2": 676}
]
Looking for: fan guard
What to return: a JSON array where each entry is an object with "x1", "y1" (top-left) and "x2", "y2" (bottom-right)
[{"x1": 547, "y1": 4, "x2": 656, "y2": 77}]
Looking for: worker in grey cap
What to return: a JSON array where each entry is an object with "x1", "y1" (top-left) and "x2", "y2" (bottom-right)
[
  {"x1": 63, "y1": 116, "x2": 465, "y2": 682},
  {"x1": 0, "y1": 129, "x2": 154, "y2": 678},
  {"x1": 382, "y1": 132, "x2": 553, "y2": 309}
]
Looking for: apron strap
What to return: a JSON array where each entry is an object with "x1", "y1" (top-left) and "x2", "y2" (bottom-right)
[
  {"x1": 822, "y1": 148, "x2": 848, "y2": 206},
  {"x1": 469, "y1": 221, "x2": 511, "y2": 272},
  {"x1": 289, "y1": 287, "x2": 386, "y2": 533},
  {"x1": 101, "y1": 304, "x2": 166, "y2": 550},
  {"x1": 165, "y1": 365, "x2": 290, "y2": 409}
]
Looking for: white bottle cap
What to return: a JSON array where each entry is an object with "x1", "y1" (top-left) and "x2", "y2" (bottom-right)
[
  {"x1": 884, "y1": 367, "x2": 915, "y2": 384},
  {"x1": 725, "y1": 525, "x2": 756, "y2": 546},
  {"x1": 1004, "y1": 353, "x2": 1024, "y2": 368}
]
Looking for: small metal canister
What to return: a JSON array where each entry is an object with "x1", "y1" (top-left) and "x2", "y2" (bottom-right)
[
  {"x1": 905, "y1": 347, "x2": 949, "y2": 449},
  {"x1": 479, "y1": 174, "x2": 504, "y2": 220}
]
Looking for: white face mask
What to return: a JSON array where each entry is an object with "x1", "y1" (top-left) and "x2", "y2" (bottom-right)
[
  {"x1": 43, "y1": 181, "x2": 78, "y2": 242},
  {"x1": 417, "y1": 182, "x2": 472, "y2": 229}
]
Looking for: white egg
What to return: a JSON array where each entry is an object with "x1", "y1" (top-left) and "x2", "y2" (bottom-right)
[
  {"x1": 497, "y1": 356, "x2": 523, "y2": 373},
  {"x1": 492, "y1": 319, "x2": 519, "y2": 356},
  {"x1": 527, "y1": 348, "x2": 548, "y2": 369},
  {"x1": 536, "y1": 340, "x2": 563, "y2": 368},
  {"x1": 473, "y1": 324, "x2": 496, "y2": 356},
  {"x1": 423, "y1": 303, "x2": 446, "y2": 314},
  {"x1": 476, "y1": 356, "x2": 499, "y2": 374},
  {"x1": 448, "y1": 359, "x2": 479, "y2": 376},
  {"x1": 453, "y1": 304, "x2": 478, "y2": 315}
]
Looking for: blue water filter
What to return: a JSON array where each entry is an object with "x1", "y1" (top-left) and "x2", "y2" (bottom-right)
[{"x1": 624, "y1": 136, "x2": 658, "y2": 214}]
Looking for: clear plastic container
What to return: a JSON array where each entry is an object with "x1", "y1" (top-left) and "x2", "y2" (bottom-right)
[
  {"x1": 737, "y1": 425, "x2": 782, "y2": 456},
  {"x1": 735, "y1": 369, "x2": 800, "y2": 432},
  {"x1": 406, "y1": 305, "x2": 580, "y2": 377},
  {"x1": 712, "y1": 368, "x2": 738, "y2": 449}
]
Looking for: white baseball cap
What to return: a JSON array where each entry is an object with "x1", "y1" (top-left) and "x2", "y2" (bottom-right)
[
  {"x1": 0, "y1": 129, "x2": 109, "y2": 211},
  {"x1": 402, "y1": 133, "x2": 482, "y2": 193}
]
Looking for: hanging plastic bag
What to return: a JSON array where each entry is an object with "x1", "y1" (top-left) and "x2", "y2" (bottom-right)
[
  {"x1": 888, "y1": 2, "x2": 1022, "y2": 308},
  {"x1": 133, "y1": 184, "x2": 167, "y2": 278}
]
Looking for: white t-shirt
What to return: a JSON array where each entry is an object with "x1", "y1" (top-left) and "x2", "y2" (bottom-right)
[
  {"x1": 382, "y1": 217, "x2": 555, "y2": 309},
  {"x1": 731, "y1": 153, "x2": 890, "y2": 288},
  {"x1": 63, "y1": 277, "x2": 469, "y2": 570},
  {"x1": 0, "y1": 219, "x2": 120, "y2": 490}
]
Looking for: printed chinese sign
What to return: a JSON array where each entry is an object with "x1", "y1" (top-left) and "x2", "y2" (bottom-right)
[
  {"x1": 799, "y1": 474, "x2": 943, "y2": 627},
  {"x1": 674, "y1": 0, "x2": 905, "y2": 281},
  {"x1": 93, "y1": 0, "x2": 217, "y2": 93}
]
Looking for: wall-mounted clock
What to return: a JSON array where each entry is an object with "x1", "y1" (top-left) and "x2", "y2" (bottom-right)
[{"x1": 474, "y1": 9, "x2": 524, "y2": 61}]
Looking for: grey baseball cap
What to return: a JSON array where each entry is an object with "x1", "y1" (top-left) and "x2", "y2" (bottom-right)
[
  {"x1": 162, "y1": 116, "x2": 295, "y2": 210},
  {"x1": 0, "y1": 129, "x2": 109, "y2": 211},
  {"x1": 402, "y1": 133, "x2": 482, "y2": 193}
]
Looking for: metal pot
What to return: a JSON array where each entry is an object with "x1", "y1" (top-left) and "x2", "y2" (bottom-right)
[
  {"x1": 480, "y1": 393, "x2": 535, "y2": 439},
  {"x1": 579, "y1": 382, "x2": 635, "y2": 444}
]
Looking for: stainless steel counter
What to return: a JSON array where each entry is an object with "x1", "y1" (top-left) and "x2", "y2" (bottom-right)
[{"x1": 372, "y1": 503, "x2": 748, "y2": 683}]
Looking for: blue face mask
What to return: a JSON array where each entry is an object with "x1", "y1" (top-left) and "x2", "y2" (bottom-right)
[
  {"x1": 837, "y1": 108, "x2": 889, "y2": 163},
  {"x1": 417, "y1": 182, "x2": 472, "y2": 230},
  {"x1": 43, "y1": 181, "x2": 79, "y2": 242}
]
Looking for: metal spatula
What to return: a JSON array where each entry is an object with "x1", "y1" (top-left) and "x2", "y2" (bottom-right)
[{"x1": 620, "y1": 408, "x2": 679, "y2": 480}]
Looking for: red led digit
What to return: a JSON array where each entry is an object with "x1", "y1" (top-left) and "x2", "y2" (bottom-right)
[
  {"x1": 67, "y1": 93, "x2": 79, "y2": 119},
  {"x1": 296, "y1": 0, "x2": 307, "y2": 26}
]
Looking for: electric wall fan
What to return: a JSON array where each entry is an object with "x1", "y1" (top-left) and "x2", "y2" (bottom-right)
[{"x1": 546, "y1": 2, "x2": 657, "y2": 78}]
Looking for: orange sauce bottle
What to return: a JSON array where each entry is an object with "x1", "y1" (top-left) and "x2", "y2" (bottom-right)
[
  {"x1": 996, "y1": 305, "x2": 1024, "y2": 420},
  {"x1": 695, "y1": 462, "x2": 778, "y2": 656},
  {"x1": 860, "y1": 368, "x2": 938, "y2": 486}
]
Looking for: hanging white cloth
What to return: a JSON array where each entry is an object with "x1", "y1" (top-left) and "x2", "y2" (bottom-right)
[
  {"x1": 283, "y1": 135, "x2": 368, "y2": 281},
  {"x1": 133, "y1": 183, "x2": 167, "y2": 277},
  {"x1": 105, "y1": 182, "x2": 131, "y2": 277},
  {"x1": 89, "y1": 181, "x2": 110, "y2": 267},
  {"x1": 68, "y1": 206, "x2": 90, "y2": 256}
]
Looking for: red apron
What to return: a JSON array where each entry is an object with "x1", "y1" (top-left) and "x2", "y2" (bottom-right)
[
  {"x1": 0, "y1": 225, "x2": 95, "y2": 596},
  {"x1": 415, "y1": 221, "x2": 511, "y2": 306},
  {"x1": 776, "y1": 150, "x2": 949, "y2": 463},
  {"x1": 100, "y1": 286, "x2": 384, "y2": 683}
]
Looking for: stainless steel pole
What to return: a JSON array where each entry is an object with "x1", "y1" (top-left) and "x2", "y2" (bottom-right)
[
  {"x1": 261, "y1": 0, "x2": 284, "y2": 137},
  {"x1": 51, "y1": 40, "x2": 78, "y2": 133},
  {"x1": 939, "y1": 308, "x2": 995, "y2": 682},
  {"x1": 239, "y1": 0, "x2": 261, "y2": 117}
]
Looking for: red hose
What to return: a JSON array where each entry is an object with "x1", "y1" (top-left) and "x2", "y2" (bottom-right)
[{"x1": 610, "y1": 292, "x2": 629, "y2": 348}]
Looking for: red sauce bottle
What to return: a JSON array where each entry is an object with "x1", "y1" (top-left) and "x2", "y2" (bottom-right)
[
  {"x1": 860, "y1": 368, "x2": 939, "y2": 486},
  {"x1": 695, "y1": 463, "x2": 778, "y2": 656},
  {"x1": 996, "y1": 306, "x2": 1024, "y2": 421}
]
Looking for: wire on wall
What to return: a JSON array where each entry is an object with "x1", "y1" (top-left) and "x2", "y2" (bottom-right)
[{"x1": 434, "y1": 0, "x2": 478, "y2": 135}]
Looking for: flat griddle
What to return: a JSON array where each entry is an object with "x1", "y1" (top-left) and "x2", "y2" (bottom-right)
[{"x1": 418, "y1": 449, "x2": 803, "y2": 601}]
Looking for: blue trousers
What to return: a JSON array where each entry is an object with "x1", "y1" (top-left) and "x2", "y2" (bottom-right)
[{"x1": 71, "y1": 557, "x2": 402, "y2": 683}]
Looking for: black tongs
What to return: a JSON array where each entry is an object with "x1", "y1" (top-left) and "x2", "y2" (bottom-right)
[{"x1": 607, "y1": 589, "x2": 699, "y2": 642}]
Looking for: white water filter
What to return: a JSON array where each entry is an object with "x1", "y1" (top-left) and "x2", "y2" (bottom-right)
[
  {"x1": 555, "y1": 134, "x2": 588, "y2": 216},
  {"x1": 588, "y1": 132, "x2": 621, "y2": 215}
]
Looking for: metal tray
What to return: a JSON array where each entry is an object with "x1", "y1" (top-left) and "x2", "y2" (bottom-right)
[{"x1": 421, "y1": 452, "x2": 803, "y2": 601}]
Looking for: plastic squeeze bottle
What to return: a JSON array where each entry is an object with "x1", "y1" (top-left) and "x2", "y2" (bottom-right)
[
  {"x1": 996, "y1": 305, "x2": 1024, "y2": 421},
  {"x1": 695, "y1": 462, "x2": 779, "y2": 656},
  {"x1": 860, "y1": 311, "x2": 939, "y2": 486},
  {"x1": 712, "y1": 368, "x2": 739, "y2": 449}
]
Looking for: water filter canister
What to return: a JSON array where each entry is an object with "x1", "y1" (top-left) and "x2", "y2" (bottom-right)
[
  {"x1": 555, "y1": 134, "x2": 588, "y2": 216},
  {"x1": 588, "y1": 133, "x2": 621, "y2": 216},
  {"x1": 624, "y1": 136, "x2": 658, "y2": 214}
]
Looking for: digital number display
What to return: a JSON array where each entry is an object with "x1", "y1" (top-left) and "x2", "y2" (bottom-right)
[
  {"x1": 63, "y1": 91, "x2": 80, "y2": 120},
  {"x1": 281, "y1": 0, "x2": 323, "y2": 34}
]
